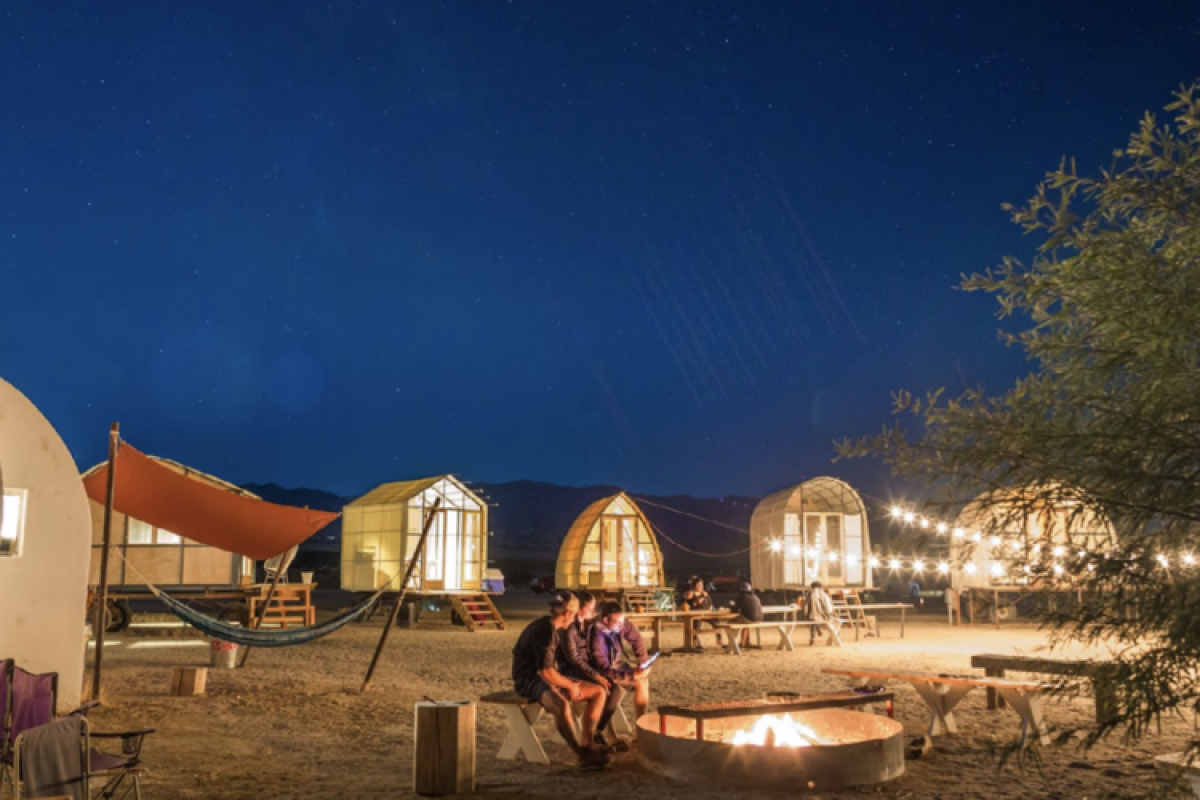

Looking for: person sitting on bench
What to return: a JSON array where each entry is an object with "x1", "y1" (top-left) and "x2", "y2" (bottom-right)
[
  {"x1": 555, "y1": 590, "x2": 624, "y2": 752},
  {"x1": 680, "y1": 576, "x2": 723, "y2": 649},
  {"x1": 589, "y1": 600, "x2": 653, "y2": 722},
  {"x1": 801, "y1": 580, "x2": 840, "y2": 644},
  {"x1": 511, "y1": 590, "x2": 609, "y2": 768},
  {"x1": 728, "y1": 581, "x2": 764, "y2": 649}
]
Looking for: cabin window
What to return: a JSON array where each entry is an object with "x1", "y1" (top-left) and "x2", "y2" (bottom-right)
[
  {"x1": 128, "y1": 518, "x2": 182, "y2": 545},
  {"x1": 1, "y1": 488, "x2": 27, "y2": 557}
]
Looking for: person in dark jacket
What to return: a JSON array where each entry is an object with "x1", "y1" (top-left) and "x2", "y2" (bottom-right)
[
  {"x1": 679, "y1": 576, "x2": 723, "y2": 648},
  {"x1": 511, "y1": 590, "x2": 609, "y2": 768},
  {"x1": 729, "y1": 581, "x2": 764, "y2": 649},
  {"x1": 588, "y1": 600, "x2": 652, "y2": 721},
  {"x1": 555, "y1": 591, "x2": 623, "y2": 751}
]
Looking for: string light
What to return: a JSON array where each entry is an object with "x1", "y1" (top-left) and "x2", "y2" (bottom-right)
[
  {"x1": 890, "y1": 506, "x2": 902, "y2": 518},
  {"x1": 912, "y1": 560, "x2": 925, "y2": 573},
  {"x1": 1053, "y1": 546, "x2": 1065, "y2": 558},
  {"x1": 937, "y1": 561, "x2": 950, "y2": 574},
  {"x1": 990, "y1": 536, "x2": 1001, "y2": 547},
  {"x1": 1185, "y1": 553, "x2": 1196, "y2": 566},
  {"x1": 964, "y1": 563, "x2": 978, "y2": 575},
  {"x1": 990, "y1": 562, "x2": 1006, "y2": 577},
  {"x1": 788, "y1": 545, "x2": 801, "y2": 557},
  {"x1": 1157, "y1": 554, "x2": 1169, "y2": 568},
  {"x1": 826, "y1": 551, "x2": 839, "y2": 563},
  {"x1": 936, "y1": 523, "x2": 948, "y2": 534},
  {"x1": 1053, "y1": 564, "x2": 1064, "y2": 576},
  {"x1": 888, "y1": 558, "x2": 901, "y2": 570},
  {"x1": 903, "y1": 512, "x2": 915, "y2": 523},
  {"x1": 847, "y1": 553, "x2": 860, "y2": 565},
  {"x1": 868, "y1": 556, "x2": 880, "y2": 568},
  {"x1": 952, "y1": 527, "x2": 965, "y2": 538},
  {"x1": 769, "y1": 539, "x2": 783, "y2": 553},
  {"x1": 919, "y1": 518, "x2": 930, "y2": 529}
]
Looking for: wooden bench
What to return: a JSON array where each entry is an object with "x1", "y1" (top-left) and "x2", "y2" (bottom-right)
[
  {"x1": 715, "y1": 620, "x2": 842, "y2": 654},
  {"x1": 246, "y1": 583, "x2": 315, "y2": 629},
  {"x1": 823, "y1": 667, "x2": 1049, "y2": 746},
  {"x1": 657, "y1": 690, "x2": 895, "y2": 740},
  {"x1": 970, "y1": 653, "x2": 1116, "y2": 724},
  {"x1": 1155, "y1": 752, "x2": 1200, "y2": 798},
  {"x1": 480, "y1": 691, "x2": 550, "y2": 765}
]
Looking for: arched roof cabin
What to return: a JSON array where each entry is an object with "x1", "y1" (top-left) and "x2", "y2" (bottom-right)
[
  {"x1": 750, "y1": 477, "x2": 872, "y2": 591},
  {"x1": 555, "y1": 492, "x2": 664, "y2": 591}
]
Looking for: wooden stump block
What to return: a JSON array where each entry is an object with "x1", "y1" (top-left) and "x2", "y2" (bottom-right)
[
  {"x1": 170, "y1": 667, "x2": 207, "y2": 696},
  {"x1": 414, "y1": 701, "x2": 475, "y2": 796}
]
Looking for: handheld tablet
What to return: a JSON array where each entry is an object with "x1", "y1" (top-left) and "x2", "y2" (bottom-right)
[{"x1": 638, "y1": 652, "x2": 660, "y2": 670}]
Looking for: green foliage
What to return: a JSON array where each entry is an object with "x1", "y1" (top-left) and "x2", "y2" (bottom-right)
[{"x1": 838, "y1": 82, "x2": 1200, "y2": 754}]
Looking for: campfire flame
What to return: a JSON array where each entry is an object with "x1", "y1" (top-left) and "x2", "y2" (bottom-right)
[{"x1": 730, "y1": 714, "x2": 824, "y2": 747}]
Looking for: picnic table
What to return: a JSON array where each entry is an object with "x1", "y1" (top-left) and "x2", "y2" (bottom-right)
[
  {"x1": 971, "y1": 653, "x2": 1117, "y2": 723},
  {"x1": 623, "y1": 609, "x2": 735, "y2": 654},
  {"x1": 839, "y1": 603, "x2": 913, "y2": 640},
  {"x1": 823, "y1": 667, "x2": 1049, "y2": 746}
]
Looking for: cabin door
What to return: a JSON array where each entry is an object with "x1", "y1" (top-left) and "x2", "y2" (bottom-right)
[
  {"x1": 422, "y1": 510, "x2": 447, "y2": 592},
  {"x1": 803, "y1": 513, "x2": 844, "y2": 584},
  {"x1": 600, "y1": 516, "x2": 620, "y2": 586}
]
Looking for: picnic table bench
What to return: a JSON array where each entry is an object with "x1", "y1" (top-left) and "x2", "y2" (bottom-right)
[
  {"x1": 656, "y1": 689, "x2": 894, "y2": 740},
  {"x1": 624, "y1": 610, "x2": 735, "y2": 654},
  {"x1": 479, "y1": 690, "x2": 636, "y2": 765},
  {"x1": 836, "y1": 603, "x2": 914, "y2": 640},
  {"x1": 714, "y1": 620, "x2": 842, "y2": 654},
  {"x1": 971, "y1": 653, "x2": 1116, "y2": 723},
  {"x1": 823, "y1": 667, "x2": 1049, "y2": 745}
]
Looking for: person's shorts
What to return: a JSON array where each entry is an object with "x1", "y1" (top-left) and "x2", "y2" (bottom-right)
[{"x1": 515, "y1": 677, "x2": 551, "y2": 703}]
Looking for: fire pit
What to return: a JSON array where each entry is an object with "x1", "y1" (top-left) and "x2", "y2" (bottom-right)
[{"x1": 638, "y1": 698, "x2": 904, "y2": 791}]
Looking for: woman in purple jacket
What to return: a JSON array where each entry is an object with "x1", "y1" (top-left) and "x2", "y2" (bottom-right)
[{"x1": 588, "y1": 600, "x2": 652, "y2": 722}]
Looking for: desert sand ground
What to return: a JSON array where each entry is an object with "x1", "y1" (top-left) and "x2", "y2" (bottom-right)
[{"x1": 78, "y1": 591, "x2": 1194, "y2": 799}]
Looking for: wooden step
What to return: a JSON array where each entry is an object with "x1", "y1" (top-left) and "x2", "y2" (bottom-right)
[{"x1": 450, "y1": 594, "x2": 507, "y2": 632}]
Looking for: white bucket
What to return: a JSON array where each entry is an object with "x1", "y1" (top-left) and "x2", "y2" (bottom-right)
[
  {"x1": 210, "y1": 638, "x2": 239, "y2": 668},
  {"x1": 301, "y1": 571, "x2": 314, "y2": 584}
]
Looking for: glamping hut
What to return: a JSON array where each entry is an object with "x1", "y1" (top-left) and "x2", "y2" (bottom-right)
[
  {"x1": 82, "y1": 457, "x2": 255, "y2": 598},
  {"x1": 341, "y1": 475, "x2": 487, "y2": 594},
  {"x1": 554, "y1": 492, "x2": 664, "y2": 591},
  {"x1": 951, "y1": 487, "x2": 1113, "y2": 591},
  {"x1": 750, "y1": 477, "x2": 872, "y2": 591},
  {"x1": 0, "y1": 376, "x2": 92, "y2": 712}
]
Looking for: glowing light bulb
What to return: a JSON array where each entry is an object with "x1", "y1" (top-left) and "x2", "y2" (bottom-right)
[
  {"x1": 952, "y1": 527, "x2": 965, "y2": 538},
  {"x1": 1053, "y1": 546, "x2": 1065, "y2": 558},
  {"x1": 888, "y1": 558, "x2": 901, "y2": 570},
  {"x1": 1184, "y1": 553, "x2": 1196, "y2": 566},
  {"x1": 937, "y1": 561, "x2": 950, "y2": 574},
  {"x1": 1157, "y1": 554, "x2": 1169, "y2": 568},
  {"x1": 936, "y1": 522, "x2": 948, "y2": 534},
  {"x1": 868, "y1": 556, "x2": 881, "y2": 568},
  {"x1": 903, "y1": 512, "x2": 915, "y2": 524},
  {"x1": 847, "y1": 553, "x2": 859, "y2": 565},
  {"x1": 989, "y1": 536, "x2": 1001, "y2": 547},
  {"x1": 1053, "y1": 564, "x2": 1064, "y2": 576},
  {"x1": 890, "y1": 506, "x2": 902, "y2": 518},
  {"x1": 972, "y1": 531, "x2": 982, "y2": 542},
  {"x1": 964, "y1": 563, "x2": 978, "y2": 575},
  {"x1": 990, "y1": 562, "x2": 1005, "y2": 577},
  {"x1": 788, "y1": 545, "x2": 801, "y2": 557},
  {"x1": 769, "y1": 540, "x2": 784, "y2": 553},
  {"x1": 919, "y1": 518, "x2": 930, "y2": 529},
  {"x1": 806, "y1": 547, "x2": 820, "y2": 559},
  {"x1": 826, "y1": 551, "x2": 839, "y2": 562},
  {"x1": 913, "y1": 561, "x2": 925, "y2": 573}
]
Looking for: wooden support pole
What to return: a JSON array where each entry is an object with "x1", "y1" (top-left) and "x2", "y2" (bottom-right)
[
  {"x1": 361, "y1": 498, "x2": 441, "y2": 693},
  {"x1": 91, "y1": 423, "x2": 120, "y2": 702},
  {"x1": 237, "y1": 559, "x2": 286, "y2": 668}
]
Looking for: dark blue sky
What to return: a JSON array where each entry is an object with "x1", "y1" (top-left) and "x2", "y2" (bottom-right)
[{"x1": 2, "y1": 3, "x2": 1197, "y2": 499}]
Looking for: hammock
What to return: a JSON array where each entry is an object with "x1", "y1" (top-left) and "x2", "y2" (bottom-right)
[{"x1": 148, "y1": 583, "x2": 381, "y2": 648}]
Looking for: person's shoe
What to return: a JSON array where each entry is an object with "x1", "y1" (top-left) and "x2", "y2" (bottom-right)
[
  {"x1": 610, "y1": 737, "x2": 632, "y2": 753},
  {"x1": 593, "y1": 733, "x2": 615, "y2": 753},
  {"x1": 578, "y1": 747, "x2": 610, "y2": 769}
]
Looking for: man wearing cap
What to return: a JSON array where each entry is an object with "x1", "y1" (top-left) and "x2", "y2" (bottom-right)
[
  {"x1": 729, "y1": 581, "x2": 764, "y2": 650},
  {"x1": 510, "y1": 589, "x2": 609, "y2": 768}
]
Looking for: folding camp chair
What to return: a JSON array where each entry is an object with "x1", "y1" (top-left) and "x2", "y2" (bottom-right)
[
  {"x1": 1, "y1": 659, "x2": 57, "y2": 794},
  {"x1": 14, "y1": 716, "x2": 152, "y2": 800}
]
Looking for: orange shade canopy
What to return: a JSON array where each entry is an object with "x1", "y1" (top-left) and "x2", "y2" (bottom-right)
[{"x1": 82, "y1": 443, "x2": 339, "y2": 560}]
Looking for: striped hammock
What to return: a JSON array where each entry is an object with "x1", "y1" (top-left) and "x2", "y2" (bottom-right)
[{"x1": 148, "y1": 584, "x2": 379, "y2": 648}]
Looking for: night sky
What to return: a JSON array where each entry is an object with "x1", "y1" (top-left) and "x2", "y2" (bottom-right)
[{"x1": 2, "y1": 3, "x2": 1197, "y2": 500}]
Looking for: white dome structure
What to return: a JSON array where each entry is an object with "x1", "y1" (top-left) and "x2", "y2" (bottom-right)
[{"x1": 0, "y1": 376, "x2": 92, "y2": 712}]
